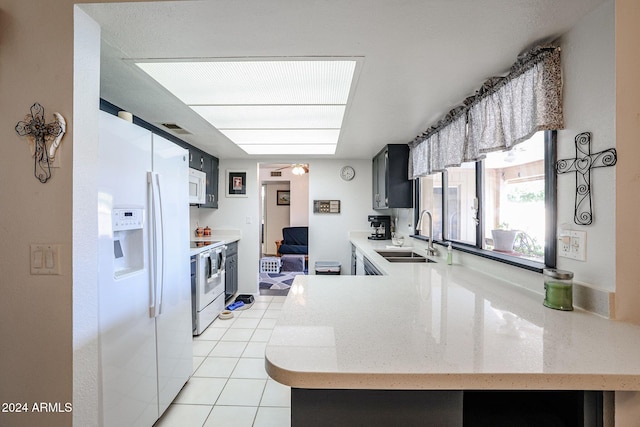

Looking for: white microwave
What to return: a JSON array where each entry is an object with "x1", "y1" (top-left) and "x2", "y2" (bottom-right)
[{"x1": 189, "y1": 168, "x2": 207, "y2": 204}]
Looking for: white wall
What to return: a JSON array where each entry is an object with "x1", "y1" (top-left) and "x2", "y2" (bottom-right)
[
  {"x1": 72, "y1": 7, "x2": 101, "y2": 426},
  {"x1": 308, "y1": 159, "x2": 377, "y2": 274},
  {"x1": 288, "y1": 169, "x2": 310, "y2": 226},
  {"x1": 556, "y1": 0, "x2": 616, "y2": 292},
  {"x1": 196, "y1": 160, "x2": 261, "y2": 295}
]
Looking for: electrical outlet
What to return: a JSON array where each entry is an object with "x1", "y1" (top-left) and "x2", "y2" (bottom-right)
[{"x1": 558, "y1": 230, "x2": 586, "y2": 261}]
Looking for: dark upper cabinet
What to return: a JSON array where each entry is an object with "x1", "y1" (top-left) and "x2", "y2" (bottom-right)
[
  {"x1": 188, "y1": 148, "x2": 204, "y2": 170},
  {"x1": 372, "y1": 144, "x2": 413, "y2": 209},
  {"x1": 187, "y1": 146, "x2": 218, "y2": 209},
  {"x1": 202, "y1": 155, "x2": 219, "y2": 209}
]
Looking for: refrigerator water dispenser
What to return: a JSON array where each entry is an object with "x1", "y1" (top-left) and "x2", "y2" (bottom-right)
[{"x1": 112, "y1": 207, "x2": 144, "y2": 279}]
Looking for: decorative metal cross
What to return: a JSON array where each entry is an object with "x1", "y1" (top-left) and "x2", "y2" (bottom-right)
[
  {"x1": 15, "y1": 103, "x2": 66, "y2": 183},
  {"x1": 555, "y1": 132, "x2": 617, "y2": 225}
]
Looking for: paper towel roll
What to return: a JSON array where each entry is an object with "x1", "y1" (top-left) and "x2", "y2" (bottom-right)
[{"x1": 117, "y1": 111, "x2": 133, "y2": 123}]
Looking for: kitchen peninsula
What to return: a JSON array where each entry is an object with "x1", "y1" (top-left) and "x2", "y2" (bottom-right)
[{"x1": 265, "y1": 234, "x2": 640, "y2": 426}]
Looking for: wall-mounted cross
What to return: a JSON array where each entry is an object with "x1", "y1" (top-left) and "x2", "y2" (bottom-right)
[
  {"x1": 15, "y1": 103, "x2": 65, "y2": 183},
  {"x1": 556, "y1": 132, "x2": 617, "y2": 225}
]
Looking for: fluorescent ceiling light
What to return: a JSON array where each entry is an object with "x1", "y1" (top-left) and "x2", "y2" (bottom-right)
[
  {"x1": 136, "y1": 61, "x2": 355, "y2": 104},
  {"x1": 238, "y1": 144, "x2": 337, "y2": 155},
  {"x1": 135, "y1": 59, "x2": 358, "y2": 155},
  {"x1": 218, "y1": 129, "x2": 340, "y2": 145},
  {"x1": 190, "y1": 105, "x2": 345, "y2": 129}
]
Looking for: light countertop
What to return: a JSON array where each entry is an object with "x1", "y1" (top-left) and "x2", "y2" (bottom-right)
[
  {"x1": 265, "y1": 234, "x2": 640, "y2": 391},
  {"x1": 189, "y1": 231, "x2": 240, "y2": 256}
]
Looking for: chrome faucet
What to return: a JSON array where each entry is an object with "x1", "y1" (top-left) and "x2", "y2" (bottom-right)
[{"x1": 416, "y1": 210, "x2": 437, "y2": 256}]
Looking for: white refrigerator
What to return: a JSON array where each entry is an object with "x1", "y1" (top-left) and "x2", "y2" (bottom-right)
[{"x1": 98, "y1": 111, "x2": 192, "y2": 426}]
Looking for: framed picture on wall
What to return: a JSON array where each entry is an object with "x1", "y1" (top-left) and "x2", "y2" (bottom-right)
[
  {"x1": 226, "y1": 170, "x2": 248, "y2": 197},
  {"x1": 277, "y1": 190, "x2": 290, "y2": 205}
]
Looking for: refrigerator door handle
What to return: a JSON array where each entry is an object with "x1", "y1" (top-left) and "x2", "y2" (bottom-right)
[
  {"x1": 148, "y1": 172, "x2": 157, "y2": 318},
  {"x1": 148, "y1": 171, "x2": 165, "y2": 318},
  {"x1": 154, "y1": 172, "x2": 165, "y2": 317}
]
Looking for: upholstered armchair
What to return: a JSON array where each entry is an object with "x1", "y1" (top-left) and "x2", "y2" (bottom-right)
[{"x1": 275, "y1": 226, "x2": 308, "y2": 257}]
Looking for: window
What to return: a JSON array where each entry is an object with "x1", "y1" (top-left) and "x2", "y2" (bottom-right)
[
  {"x1": 483, "y1": 134, "x2": 546, "y2": 262},
  {"x1": 415, "y1": 130, "x2": 556, "y2": 270},
  {"x1": 416, "y1": 173, "x2": 444, "y2": 241},
  {"x1": 444, "y1": 163, "x2": 477, "y2": 245}
]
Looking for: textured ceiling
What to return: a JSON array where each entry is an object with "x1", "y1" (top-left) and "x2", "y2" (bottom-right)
[{"x1": 82, "y1": 0, "x2": 605, "y2": 160}]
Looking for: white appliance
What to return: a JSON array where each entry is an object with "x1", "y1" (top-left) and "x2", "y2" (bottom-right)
[
  {"x1": 189, "y1": 168, "x2": 206, "y2": 204},
  {"x1": 98, "y1": 111, "x2": 192, "y2": 427},
  {"x1": 192, "y1": 243, "x2": 226, "y2": 335}
]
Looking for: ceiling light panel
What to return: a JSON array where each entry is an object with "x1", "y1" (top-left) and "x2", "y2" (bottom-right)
[
  {"x1": 191, "y1": 105, "x2": 346, "y2": 129},
  {"x1": 135, "y1": 59, "x2": 358, "y2": 155},
  {"x1": 136, "y1": 60, "x2": 356, "y2": 105},
  {"x1": 219, "y1": 129, "x2": 340, "y2": 145},
  {"x1": 238, "y1": 144, "x2": 337, "y2": 155}
]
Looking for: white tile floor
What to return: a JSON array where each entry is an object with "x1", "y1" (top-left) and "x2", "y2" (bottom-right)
[{"x1": 155, "y1": 295, "x2": 291, "y2": 427}]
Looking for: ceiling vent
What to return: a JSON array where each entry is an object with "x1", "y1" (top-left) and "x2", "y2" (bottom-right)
[
  {"x1": 270, "y1": 171, "x2": 282, "y2": 177},
  {"x1": 160, "y1": 123, "x2": 191, "y2": 135}
]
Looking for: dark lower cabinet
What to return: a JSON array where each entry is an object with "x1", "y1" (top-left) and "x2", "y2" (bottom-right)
[
  {"x1": 464, "y1": 391, "x2": 602, "y2": 427},
  {"x1": 292, "y1": 389, "x2": 463, "y2": 427},
  {"x1": 291, "y1": 389, "x2": 603, "y2": 427},
  {"x1": 225, "y1": 242, "x2": 238, "y2": 300}
]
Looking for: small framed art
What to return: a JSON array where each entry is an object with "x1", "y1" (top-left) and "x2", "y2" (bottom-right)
[
  {"x1": 226, "y1": 170, "x2": 248, "y2": 197},
  {"x1": 277, "y1": 190, "x2": 290, "y2": 205}
]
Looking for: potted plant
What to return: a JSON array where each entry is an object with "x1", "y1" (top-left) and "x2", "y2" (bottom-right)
[{"x1": 491, "y1": 223, "x2": 519, "y2": 252}]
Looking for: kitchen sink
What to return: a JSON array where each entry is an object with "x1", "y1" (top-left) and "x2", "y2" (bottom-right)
[{"x1": 374, "y1": 250, "x2": 436, "y2": 263}]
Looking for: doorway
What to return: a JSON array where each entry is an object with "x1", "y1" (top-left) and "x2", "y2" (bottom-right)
[
  {"x1": 262, "y1": 181, "x2": 291, "y2": 256},
  {"x1": 258, "y1": 163, "x2": 310, "y2": 296}
]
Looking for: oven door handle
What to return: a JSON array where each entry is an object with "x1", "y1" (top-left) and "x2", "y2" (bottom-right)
[
  {"x1": 217, "y1": 247, "x2": 226, "y2": 273},
  {"x1": 215, "y1": 247, "x2": 227, "y2": 277}
]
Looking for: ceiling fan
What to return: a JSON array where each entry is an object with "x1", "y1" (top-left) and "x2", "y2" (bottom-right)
[{"x1": 274, "y1": 164, "x2": 309, "y2": 175}]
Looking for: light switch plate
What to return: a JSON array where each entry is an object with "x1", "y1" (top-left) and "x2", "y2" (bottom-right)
[
  {"x1": 558, "y1": 230, "x2": 586, "y2": 261},
  {"x1": 30, "y1": 244, "x2": 61, "y2": 275}
]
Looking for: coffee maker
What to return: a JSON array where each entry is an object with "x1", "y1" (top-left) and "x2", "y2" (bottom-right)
[{"x1": 367, "y1": 215, "x2": 391, "y2": 240}]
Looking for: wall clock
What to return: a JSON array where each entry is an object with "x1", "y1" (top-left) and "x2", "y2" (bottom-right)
[{"x1": 340, "y1": 165, "x2": 356, "y2": 181}]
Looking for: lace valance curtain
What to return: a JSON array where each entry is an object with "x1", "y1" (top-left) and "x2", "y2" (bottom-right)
[{"x1": 409, "y1": 45, "x2": 563, "y2": 178}]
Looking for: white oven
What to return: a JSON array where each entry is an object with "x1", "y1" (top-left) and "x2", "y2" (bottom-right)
[
  {"x1": 189, "y1": 168, "x2": 206, "y2": 205},
  {"x1": 193, "y1": 243, "x2": 226, "y2": 335}
]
